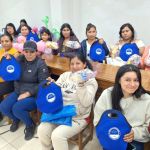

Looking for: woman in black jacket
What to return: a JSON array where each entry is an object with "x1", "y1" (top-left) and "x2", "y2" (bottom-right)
[{"x1": 0, "y1": 41, "x2": 49, "y2": 140}]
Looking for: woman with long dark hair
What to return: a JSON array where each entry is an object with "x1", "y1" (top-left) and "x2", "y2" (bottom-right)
[
  {"x1": 0, "y1": 41, "x2": 49, "y2": 140},
  {"x1": 94, "y1": 64, "x2": 150, "y2": 150},
  {"x1": 57, "y1": 23, "x2": 80, "y2": 57},
  {"x1": 5, "y1": 23, "x2": 18, "y2": 42}
]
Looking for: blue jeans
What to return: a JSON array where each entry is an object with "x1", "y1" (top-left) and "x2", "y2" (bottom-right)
[{"x1": 0, "y1": 92, "x2": 37, "y2": 127}]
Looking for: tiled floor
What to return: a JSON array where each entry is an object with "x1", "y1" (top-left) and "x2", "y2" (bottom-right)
[{"x1": 0, "y1": 119, "x2": 102, "y2": 150}]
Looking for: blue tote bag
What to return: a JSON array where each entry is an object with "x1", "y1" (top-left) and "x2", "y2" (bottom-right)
[
  {"x1": 119, "y1": 43, "x2": 139, "y2": 61},
  {"x1": 41, "y1": 105, "x2": 76, "y2": 126},
  {"x1": 89, "y1": 41, "x2": 106, "y2": 62},
  {"x1": 96, "y1": 109, "x2": 131, "y2": 150},
  {"x1": 0, "y1": 55, "x2": 21, "y2": 81},
  {"x1": 36, "y1": 81, "x2": 63, "y2": 113},
  {"x1": 26, "y1": 32, "x2": 40, "y2": 42}
]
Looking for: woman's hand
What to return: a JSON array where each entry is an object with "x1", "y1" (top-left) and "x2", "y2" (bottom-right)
[
  {"x1": 2, "y1": 52, "x2": 11, "y2": 59},
  {"x1": 124, "y1": 129, "x2": 134, "y2": 143},
  {"x1": 46, "y1": 77, "x2": 55, "y2": 84},
  {"x1": 18, "y1": 92, "x2": 31, "y2": 101},
  {"x1": 98, "y1": 38, "x2": 104, "y2": 44}
]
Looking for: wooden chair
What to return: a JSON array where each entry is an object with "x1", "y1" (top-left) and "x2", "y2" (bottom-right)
[
  {"x1": 30, "y1": 109, "x2": 41, "y2": 125},
  {"x1": 68, "y1": 107, "x2": 94, "y2": 150},
  {"x1": 144, "y1": 141, "x2": 150, "y2": 150}
]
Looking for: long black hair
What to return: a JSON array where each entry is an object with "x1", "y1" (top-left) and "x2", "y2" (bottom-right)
[
  {"x1": 119, "y1": 23, "x2": 135, "y2": 41},
  {"x1": 70, "y1": 52, "x2": 93, "y2": 70},
  {"x1": 60, "y1": 23, "x2": 75, "y2": 38},
  {"x1": 5, "y1": 23, "x2": 18, "y2": 36},
  {"x1": 58, "y1": 23, "x2": 79, "y2": 52},
  {"x1": 111, "y1": 64, "x2": 147, "y2": 111}
]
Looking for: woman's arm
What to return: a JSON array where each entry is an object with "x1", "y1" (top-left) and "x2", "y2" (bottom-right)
[
  {"x1": 99, "y1": 38, "x2": 110, "y2": 56},
  {"x1": 28, "y1": 59, "x2": 49, "y2": 96},
  {"x1": 135, "y1": 39, "x2": 145, "y2": 55},
  {"x1": 93, "y1": 88, "x2": 112, "y2": 126},
  {"x1": 139, "y1": 46, "x2": 145, "y2": 55},
  {"x1": 130, "y1": 101, "x2": 150, "y2": 142},
  {"x1": 76, "y1": 78, "x2": 98, "y2": 107},
  {"x1": 93, "y1": 89, "x2": 109, "y2": 126},
  {"x1": 55, "y1": 72, "x2": 68, "y2": 86}
]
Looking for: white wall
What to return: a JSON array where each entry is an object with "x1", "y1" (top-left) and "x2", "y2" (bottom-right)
[
  {"x1": 1, "y1": 0, "x2": 150, "y2": 46},
  {"x1": 0, "y1": 0, "x2": 51, "y2": 31},
  {"x1": 76, "y1": 0, "x2": 150, "y2": 45}
]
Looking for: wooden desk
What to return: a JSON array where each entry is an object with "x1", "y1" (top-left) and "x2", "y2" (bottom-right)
[
  {"x1": 92, "y1": 62, "x2": 118, "y2": 90},
  {"x1": 45, "y1": 55, "x2": 150, "y2": 92},
  {"x1": 45, "y1": 55, "x2": 70, "y2": 75},
  {"x1": 92, "y1": 62, "x2": 150, "y2": 92}
]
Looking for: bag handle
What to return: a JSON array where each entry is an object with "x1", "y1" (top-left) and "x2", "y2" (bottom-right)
[
  {"x1": 39, "y1": 80, "x2": 59, "y2": 89},
  {"x1": 121, "y1": 43, "x2": 139, "y2": 51},
  {"x1": 101, "y1": 109, "x2": 124, "y2": 120},
  {"x1": 39, "y1": 80, "x2": 51, "y2": 88},
  {"x1": 0, "y1": 54, "x2": 14, "y2": 62}
]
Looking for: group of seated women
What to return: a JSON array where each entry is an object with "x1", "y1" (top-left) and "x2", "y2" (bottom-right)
[
  {"x1": 2, "y1": 20, "x2": 150, "y2": 70},
  {"x1": 0, "y1": 20, "x2": 150, "y2": 150}
]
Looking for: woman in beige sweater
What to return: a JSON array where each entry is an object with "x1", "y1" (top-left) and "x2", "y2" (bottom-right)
[
  {"x1": 38, "y1": 52, "x2": 98, "y2": 150},
  {"x1": 94, "y1": 64, "x2": 150, "y2": 150}
]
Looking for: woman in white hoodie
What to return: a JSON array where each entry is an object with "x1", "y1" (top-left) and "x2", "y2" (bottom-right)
[
  {"x1": 94, "y1": 64, "x2": 150, "y2": 150},
  {"x1": 38, "y1": 52, "x2": 98, "y2": 150}
]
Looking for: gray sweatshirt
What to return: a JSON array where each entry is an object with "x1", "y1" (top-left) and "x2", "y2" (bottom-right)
[{"x1": 94, "y1": 87, "x2": 150, "y2": 142}]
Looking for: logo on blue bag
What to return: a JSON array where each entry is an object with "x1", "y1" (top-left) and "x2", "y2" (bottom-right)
[
  {"x1": 96, "y1": 48, "x2": 102, "y2": 55},
  {"x1": 46, "y1": 93, "x2": 56, "y2": 103},
  {"x1": 6, "y1": 65, "x2": 15, "y2": 73},
  {"x1": 126, "y1": 48, "x2": 132, "y2": 55},
  {"x1": 30, "y1": 37, "x2": 35, "y2": 41},
  {"x1": 108, "y1": 127, "x2": 121, "y2": 140}
]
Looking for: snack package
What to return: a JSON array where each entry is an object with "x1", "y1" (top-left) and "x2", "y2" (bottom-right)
[
  {"x1": 127, "y1": 54, "x2": 141, "y2": 67},
  {"x1": 71, "y1": 69, "x2": 97, "y2": 83},
  {"x1": 65, "y1": 41, "x2": 81, "y2": 49},
  {"x1": 110, "y1": 45, "x2": 119, "y2": 58}
]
